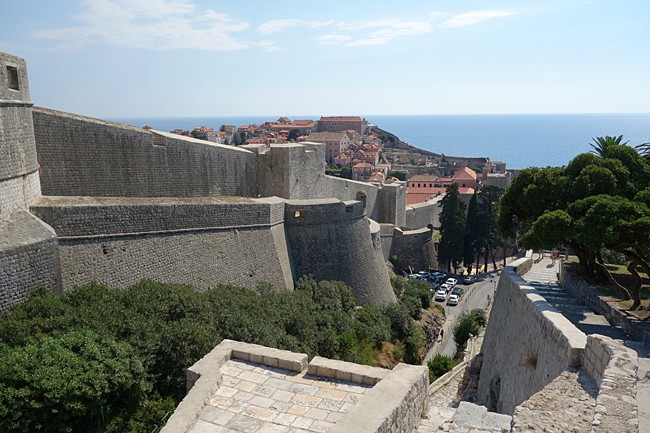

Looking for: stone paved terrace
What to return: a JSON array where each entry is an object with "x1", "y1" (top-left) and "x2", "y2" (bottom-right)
[
  {"x1": 193, "y1": 359, "x2": 371, "y2": 433},
  {"x1": 161, "y1": 340, "x2": 429, "y2": 433}
]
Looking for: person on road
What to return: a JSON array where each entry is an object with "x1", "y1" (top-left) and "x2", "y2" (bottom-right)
[{"x1": 439, "y1": 329, "x2": 444, "y2": 341}]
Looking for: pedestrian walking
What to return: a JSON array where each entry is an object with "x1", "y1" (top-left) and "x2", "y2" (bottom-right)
[
  {"x1": 440, "y1": 329, "x2": 444, "y2": 341},
  {"x1": 551, "y1": 248, "x2": 558, "y2": 266}
]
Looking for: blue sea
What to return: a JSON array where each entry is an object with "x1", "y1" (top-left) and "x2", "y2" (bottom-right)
[{"x1": 109, "y1": 113, "x2": 650, "y2": 169}]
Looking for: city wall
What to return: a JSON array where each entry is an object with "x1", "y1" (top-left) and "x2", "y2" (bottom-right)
[
  {"x1": 476, "y1": 257, "x2": 587, "y2": 414},
  {"x1": 0, "y1": 51, "x2": 60, "y2": 311},
  {"x1": 404, "y1": 196, "x2": 442, "y2": 230},
  {"x1": 33, "y1": 107, "x2": 257, "y2": 198},
  {"x1": 390, "y1": 227, "x2": 437, "y2": 273},
  {"x1": 284, "y1": 199, "x2": 396, "y2": 305},
  {"x1": 1, "y1": 50, "x2": 436, "y2": 312},
  {"x1": 31, "y1": 196, "x2": 294, "y2": 293},
  {"x1": 0, "y1": 209, "x2": 61, "y2": 311}
]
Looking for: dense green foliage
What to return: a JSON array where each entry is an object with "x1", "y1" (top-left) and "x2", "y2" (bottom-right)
[
  {"x1": 427, "y1": 354, "x2": 460, "y2": 383},
  {"x1": 462, "y1": 186, "x2": 504, "y2": 273},
  {"x1": 0, "y1": 277, "x2": 425, "y2": 432},
  {"x1": 499, "y1": 136, "x2": 650, "y2": 308},
  {"x1": 452, "y1": 309, "x2": 486, "y2": 348},
  {"x1": 325, "y1": 165, "x2": 352, "y2": 179},
  {"x1": 438, "y1": 184, "x2": 467, "y2": 272}
]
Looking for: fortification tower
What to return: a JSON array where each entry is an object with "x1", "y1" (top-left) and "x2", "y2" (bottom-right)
[
  {"x1": 0, "y1": 52, "x2": 60, "y2": 311},
  {"x1": 0, "y1": 51, "x2": 40, "y2": 221}
]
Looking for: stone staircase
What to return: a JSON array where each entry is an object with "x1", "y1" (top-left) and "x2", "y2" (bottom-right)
[
  {"x1": 416, "y1": 402, "x2": 512, "y2": 433},
  {"x1": 523, "y1": 258, "x2": 627, "y2": 341}
]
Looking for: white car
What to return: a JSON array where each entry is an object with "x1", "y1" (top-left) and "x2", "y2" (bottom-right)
[
  {"x1": 434, "y1": 290, "x2": 447, "y2": 302},
  {"x1": 439, "y1": 283, "x2": 451, "y2": 293},
  {"x1": 445, "y1": 278, "x2": 458, "y2": 288},
  {"x1": 447, "y1": 294, "x2": 459, "y2": 306}
]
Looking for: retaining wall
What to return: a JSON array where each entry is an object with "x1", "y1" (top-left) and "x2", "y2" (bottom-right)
[
  {"x1": 560, "y1": 262, "x2": 650, "y2": 344},
  {"x1": 31, "y1": 196, "x2": 294, "y2": 292},
  {"x1": 476, "y1": 257, "x2": 587, "y2": 414},
  {"x1": 33, "y1": 107, "x2": 257, "y2": 198}
]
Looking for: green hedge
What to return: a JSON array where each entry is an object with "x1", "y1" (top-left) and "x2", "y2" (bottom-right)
[{"x1": 0, "y1": 277, "x2": 424, "y2": 432}]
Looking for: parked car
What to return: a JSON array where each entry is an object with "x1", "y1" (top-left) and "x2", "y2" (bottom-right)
[
  {"x1": 434, "y1": 289, "x2": 447, "y2": 302},
  {"x1": 408, "y1": 274, "x2": 419, "y2": 279},
  {"x1": 447, "y1": 294, "x2": 459, "y2": 306},
  {"x1": 429, "y1": 271, "x2": 446, "y2": 281},
  {"x1": 451, "y1": 287, "x2": 464, "y2": 298},
  {"x1": 445, "y1": 278, "x2": 458, "y2": 288},
  {"x1": 417, "y1": 271, "x2": 430, "y2": 280},
  {"x1": 463, "y1": 276, "x2": 476, "y2": 285},
  {"x1": 439, "y1": 283, "x2": 451, "y2": 293},
  {"x1": 430, "y1": 282, "x2": 440, "y2": 291}
]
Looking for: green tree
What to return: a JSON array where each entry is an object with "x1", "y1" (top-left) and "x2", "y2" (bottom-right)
[
  {"x1": 438, "y1": 184, "x2": 467, "y2": 272},
  {"x1": 0, "y1": 330, "x2": 147, "y2": 433},
  {"x1": 500, "y1": 136, "x2": 650, "y2": 309},
  {"x1": 589, "y1": 135, "x2": 628, "y2": 158},
  {"x1": 475, "y1": 185, "x2": 504, "y2": 271},
  {"x1": 463, "y1": 192, "x2": 478, "y2": 271},
  {"x1": 287, "y1": 129, "x2": 300, "y2": 142}
]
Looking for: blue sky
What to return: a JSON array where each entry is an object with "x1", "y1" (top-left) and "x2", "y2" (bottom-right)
[{"x1": 2, "y1": 0, "x2": 649, "y2": 117}]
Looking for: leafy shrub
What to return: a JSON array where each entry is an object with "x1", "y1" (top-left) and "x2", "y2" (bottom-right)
[
  {"x1": 427, "y1": 354, "x2": 460, "y2": 383},
  {"x1": 0, "y1": 277, "x2": 426, "y2": 431},
  {"x1": 452, "y1": 310, "x2": 486, "y2": 348},
  {"x1": 0, "y1": 330, "x2": 146, "y2": 433}
]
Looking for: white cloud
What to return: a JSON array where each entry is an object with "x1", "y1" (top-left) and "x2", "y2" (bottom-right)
[
  {"x1": 257, "y1": 19, "x2": 302, "y2": 35},
  {"x1": 31, "y1": 0, "x2": 250, "y2": 51},
  {"x1": 346, "y1": 21, "x2": 433, "y2": 46},
  {"x1": 314, "y1": 19, "x2": 435, "y2": 46},
  {"x1": 257, "y1": 40, "x2": 283, "y2": 52},
  {"x1": 317, "y1": 34, "x2": 353, "y2": 46},
  {"x1": 443, "y1": 10, "x2": 518, "y2": 28}
]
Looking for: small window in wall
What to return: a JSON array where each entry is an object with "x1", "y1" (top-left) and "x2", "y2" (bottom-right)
[
  {"x1": 346, "y1": 205, "x2": 353, "y2": 212},
  {"x1": 6, "y1": 66, "x2": 19, "y2": 90},
  {"x1": 294, "y1": 210, "x2": 305, "y2": 218}
]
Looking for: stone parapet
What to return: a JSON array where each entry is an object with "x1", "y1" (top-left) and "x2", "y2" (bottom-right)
[
  {"x1": 583, "y1": 335, "x2": 639, "y2": 433},
  {"x1": 477, "y1": 260, "x2": 587, "y2": 413},
  {"x1": 308, "y1": 356, "x2": 389, "y2": 385},
  {"x1": 325, "y1": 363, "x2": 428, "y2": 433},
  {"x1": 31, "y1": 196, "x2": 285, "y2": 238}
]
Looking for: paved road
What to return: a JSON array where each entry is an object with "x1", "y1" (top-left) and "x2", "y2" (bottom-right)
[{"x1": 424, "y1": 274, "x2": 498, "y2": 362}]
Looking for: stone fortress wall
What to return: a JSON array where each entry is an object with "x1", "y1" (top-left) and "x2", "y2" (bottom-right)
[
  {"x1": 0, "y1": 52, "x2": 61, "y2": 311},
  {"x1": 477, "y1": 257, "x2": 639, "y2": 431},
  {"x1": 30, "y1": 196, "x2": 295, "y2": 293},
  {"x1": 33, "y1": 107, "x2": 258, "y2": 198},
  {"x1": 0, "y1": 50, "x2": 435, "y2": 310}
]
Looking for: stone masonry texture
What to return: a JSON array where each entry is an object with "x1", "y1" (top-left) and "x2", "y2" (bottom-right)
[
  {"x1": 32, "y1": 107, "x2": 257, "y2": 198},
  {"x1": 284, "y1": 199, "x2": 396, "y2": 306},
  {"x1": 0, "y1": 209, "x2": 61, "y2": 312},
  {"x1": 476, "y1": 258, "x2": 587, "y2": 414},
  {"x1": 31, "y1": 196, "x2": 294, "y2": 293}
]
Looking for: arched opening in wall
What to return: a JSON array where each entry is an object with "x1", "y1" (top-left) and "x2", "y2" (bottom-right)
[{"x1": 356, "y1": 191, "x2": 367, "y2": 212}]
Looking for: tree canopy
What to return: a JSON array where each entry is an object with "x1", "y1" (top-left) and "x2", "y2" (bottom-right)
[
  {"x1": 438, "y1": 184, "x2": 466, "y2": 272},
  {"x1": 499, "y1": 136, "x2": 650, "y2": 308}
]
